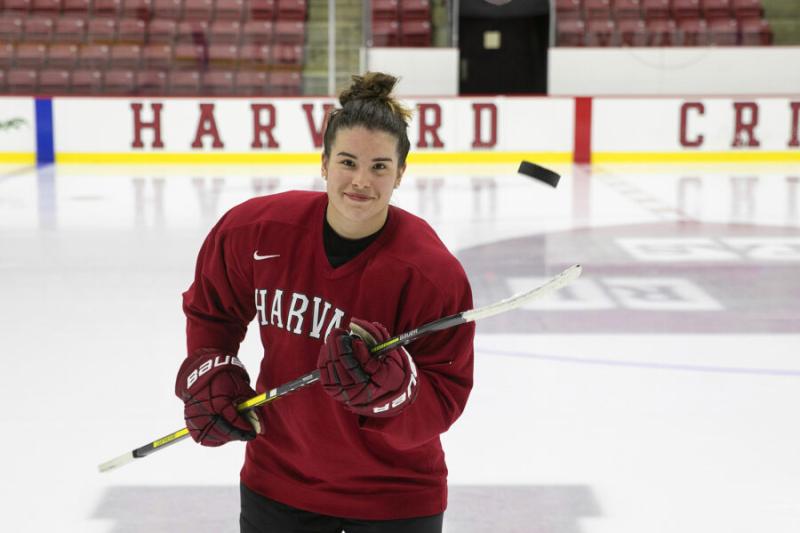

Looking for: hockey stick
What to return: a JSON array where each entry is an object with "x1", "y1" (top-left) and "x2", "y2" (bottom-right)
[{"x1": 98, "y1": 264, "x2": 582, "y2": 473}]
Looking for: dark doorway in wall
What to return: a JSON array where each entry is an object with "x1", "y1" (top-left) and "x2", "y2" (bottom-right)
[{"x1": 458, "y1": 2, "x2": 550, "y2": 95}]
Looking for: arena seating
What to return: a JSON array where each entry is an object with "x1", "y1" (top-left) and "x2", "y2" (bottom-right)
[
  {"x1": 370, "y1": 0, "x2": 431, "y2": 46},
  {"x1": 0, "y1": 0, "x2": 308, "y2": 94},
  {"x1": 557, "y1": 0, "x2": 773, "y2": 46}
]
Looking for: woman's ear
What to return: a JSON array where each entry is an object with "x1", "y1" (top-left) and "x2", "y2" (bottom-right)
[
  {"x1": 394, "y1": 164, "x2": 406, "y2": 188},
  {"x1": 321, "y1": 153, "x2": 328, "y2": 179}
]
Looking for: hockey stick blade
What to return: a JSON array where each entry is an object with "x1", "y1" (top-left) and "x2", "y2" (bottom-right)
[
  {"x1": 98, "y1": 451, "x2": 134, "y2": 473},
  {"x1": 463, "y1": 263, "x2": 581, "y2": 322},
  {"x1": 98, "y1": 264, "x2": 581, "y2": 472}
]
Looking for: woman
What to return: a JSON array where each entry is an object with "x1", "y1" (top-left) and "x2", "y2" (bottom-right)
[{"x1": 175, "y1": 72, "x2": 475, "y2": 533}]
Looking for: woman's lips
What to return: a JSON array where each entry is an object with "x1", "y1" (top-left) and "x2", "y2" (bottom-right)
[{"x1": 345, "y1": 192, "x2": 372, "y2": 202}]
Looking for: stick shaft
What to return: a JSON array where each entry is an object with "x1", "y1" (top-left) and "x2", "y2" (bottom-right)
[{"x1": 99, "y1": 264, "x2": 581, "y2": 472}]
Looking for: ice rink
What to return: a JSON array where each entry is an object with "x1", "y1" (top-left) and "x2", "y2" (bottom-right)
[{"x1": 1, "y1": 161, "x2": 799, "y2": 532}]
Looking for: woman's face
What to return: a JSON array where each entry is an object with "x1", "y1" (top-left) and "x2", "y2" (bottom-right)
[{"x1": 323, "y1": 126, "x2": 406, "y2": 239}]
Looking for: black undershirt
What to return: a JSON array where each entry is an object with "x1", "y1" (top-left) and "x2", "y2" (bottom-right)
[{"x1": 322, "y1": 214, "x2": 385, "y2": 268}]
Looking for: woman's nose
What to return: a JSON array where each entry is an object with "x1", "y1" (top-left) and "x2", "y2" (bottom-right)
[{"x1": 351, "y1": 169, "x2": 370, "y2": 189}]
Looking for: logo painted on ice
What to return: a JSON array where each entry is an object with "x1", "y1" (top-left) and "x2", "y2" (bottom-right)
[{"x1": 0, "y1": 118, "x2": 27, "y2": 132}]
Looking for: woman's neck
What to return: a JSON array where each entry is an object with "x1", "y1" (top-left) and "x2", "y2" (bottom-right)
[{"x1": 325, "y1": 204, "x2": 388, "y2": 239}]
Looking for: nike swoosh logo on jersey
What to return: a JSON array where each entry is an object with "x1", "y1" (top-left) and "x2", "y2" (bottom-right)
[{"x1": 254, "y1": 252, "x2": 280, "y2": 261}]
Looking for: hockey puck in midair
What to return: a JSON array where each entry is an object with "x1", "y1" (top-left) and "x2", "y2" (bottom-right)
[{"x1": 517, "y1": 161, "x2": 561, "y2": 188}]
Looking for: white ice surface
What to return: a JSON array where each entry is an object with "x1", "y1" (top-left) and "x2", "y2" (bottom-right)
[{"x1": 1, "y1": 163, "x2": 799, "y2": 532}]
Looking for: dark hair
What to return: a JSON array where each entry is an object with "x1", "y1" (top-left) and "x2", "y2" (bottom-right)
[{"x1": 323, "y1": 72, "x2": 412, "y2": 167}]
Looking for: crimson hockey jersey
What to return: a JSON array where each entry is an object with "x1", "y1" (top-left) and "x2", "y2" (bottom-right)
[{"x1": 182, "y1": 190, "x2": 475, "y2": 520}]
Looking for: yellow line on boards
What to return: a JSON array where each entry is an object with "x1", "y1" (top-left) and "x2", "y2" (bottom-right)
[
  {"x1": 52, "y1": 151, "x2": 800, "y2": 165},
  {"x1": 55, "y1": 152, "x2": 574, "y2": 165},
  {"x1": 594, "y1": 152, "x2": 800, "y2": 163},
  {"x1": 407, "y1": 152, "x2": 572, "y2": 164},
  {"x1": 0, "y1": 153, "x2": 36, "y2": 164},
  {"x1": 56, "y1": 153, "x2": 322, "y2": 164}
]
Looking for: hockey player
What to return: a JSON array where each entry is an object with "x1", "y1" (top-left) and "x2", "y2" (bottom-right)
[{"x1": 175, "y1": 72, "x2": 475, "y2": 532}]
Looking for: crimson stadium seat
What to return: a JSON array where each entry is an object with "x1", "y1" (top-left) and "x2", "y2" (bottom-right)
[
  {"x1": 239, "y1": 43, "x2": 271, "y2": 68},
  {"x1": 168, "y1": 69, "x2": 200, "y2": 94},
  {"x1": 109, "y1": 43, "x2": 141, "y2": 68},
  {"x1": 372, "y1": 0, "x2": 399, "y2": 21},
  {"x1": 215, "y1": 0, "x2": 245, "y2": 20},
  {"x1": 70, "y1": 69, "x2": 103, "y2": 93},
  {"x1": 586, "y1": 18, "x2": 616, "y2": 46},
  {"x1": 208, "y1": 43, "x2": 238, "y2": 69},
  {"x1": 555, "y1": 0, "x2": 582, "y2": 21},
  {"x1": 584, "y1": 0, "x2": 611, "y2": 20},
  {"x1": 141, "y1": 43, "x2": 172, "y2": 69},
  {"x1": 235, "y1": 69, "x2": 268, "y2": 95},
  {"x1": 274, "y1": 20, "x2": 305, "y2": 44},
  {"x1": 272, "y1": 42, "x2": 302, "y2": 65},
  {"x1": 38, "y1": 68, "x2": 70, "y2": 93},
  {"x1": 703, "y1": 0, "x2": 732, "y2": 20},
  {"x1": 176, "y1": 20, "x2": 209, "y2": 43},
  {"x1": 32, "y1": 0, "x2": 61, "y2": 12},
  {"x1": 86, "y1": 18, "x2": 117, "y2": 43},
  {"x1": 0, "y1": 43, "x2": 14, "y2": 68},
  {"x1": 677, "y1": 17, "x2": 708, "y2": 45},
  {"x1": 117, "y1": 18, "x2": 146, "y2": 44},
  {"x1": 276, "y1": 0, "x2": 307, "y2": 21},
  {"x1": 241, "y1": 19, "x2": 273, "y2": 45},
  {"x1": 7, "y1": 68, "x2": 38, "y2": 92},
  {"x1": 77, "y1": 43, "x2": 110, "y2": 68},
  {"x1": 672, "y1": 0, "x2": 701, "y2": 20},
  {"x1": 400, "y1": 19, "x2": 431, "y2": 46},
  {"x1": 24, "y1": 16, "x2": 54, "y2": 42},
  {"x1": 269, "y1": 70, "x2": 301, "y2": 95},
  {"x1": 618, "y1": 18, "x2": 647, "y2": 45},
  {"x1": 732, "y1": 0, "x2": 762, "y2": 19},
  {"x1": 613, "y1": 0, "x2": 642, "y2": 20},
  {"x1": 93, "y1": 0, "x2": 122, "y2": 16},
  {"x1": 0, "y1": 15, "x2": 24, "y2": 42},
  {"x1": 400, "y1": 0, "x2": 430, "y2": 20},
  {"x1": 53, "y1": 17, "x2": 87, "y2": 43},
  {"x1": 708, "y1": 16, "x2": 737, "y2": 44},
  {"x1": 739, "y1": 16, "x2": 771, "y2": 45},
  {"x1": 15, "y1": 43, "x2": 47, "y2": 68},
  {"x1": 371, "y1": 19, "x2": 399, "y2": 46},
  {"x1": 135, "y1": 69, "x2": 167, "y2": 94},
  {"x1": 47, "y1": 43, "x2": 79, "y2": 68},
  {"x1": 103, "y1": 68, "x2": 135, "y2": 93},
  {"x1": 4, "y1": 0, "x2": 32, "y2": 13},
  {"x1": 209, "y1": 20, "x2": 241, "y2": 43},
  {"x1": 203, "y1": 70, "x2": 235, "y2": 94},
  {"x1": 152, "y1": 0, "x2": 182, "y2": 19},
  {"x1": 183, "y1": 0, "x2": 213, "y2": 20},
  {"x1": 250, "y1": 0, "x2": 276, "y2": 20},
  {"x1": 62, "y1": 0, "x2": 90, "y2": 13},
  {"x1": 649, "y1": 19, "x2": 676, "y2": 46},
  {"x1": 147, "y1": 18, "x2": 177, "y2": 43},
  {"x1": 641, "y1": 0, "x2": 669, "y2": 20},
  {"x1": 173, "y1": 42, "x2": 207, "y2": 69},
  {"x1": 121, "y1": 0, "x2": 153, "y2": 19},
  {"x1": 557, "y1": 18, "x2": 585, "y2": 46}
]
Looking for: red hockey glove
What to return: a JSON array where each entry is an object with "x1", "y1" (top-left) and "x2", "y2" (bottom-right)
[
  {"x1": 175, "y1": 350, "x2": 263, "y2": 447},
  {"x1": 317, "y1": 318, "x2": 418, "y2": 417}
]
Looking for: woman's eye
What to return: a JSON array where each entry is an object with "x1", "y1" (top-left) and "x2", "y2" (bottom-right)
[
  {"x1": 373, "y1": 163, "x2": 386, "y2": 171},
  {"x1": 340, "y1": 159, "x2": 355, "y2": 167}
]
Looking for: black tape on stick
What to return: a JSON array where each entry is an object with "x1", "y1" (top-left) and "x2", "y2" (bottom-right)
[{"x1": 518, "y1": 161, "x2": 561, "y2": 188}]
